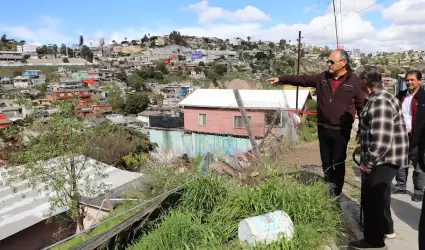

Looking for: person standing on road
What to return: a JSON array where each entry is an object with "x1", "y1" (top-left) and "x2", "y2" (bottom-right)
[
  {"x1": 267, "y1": 49, "x2": 366, "y2": 196},
  {"x1": 393, "y1": 70, "x2": 425, "y2": 202},
  {"x1": 349, "y1": 66, "x2": 409, "y2": 250}
]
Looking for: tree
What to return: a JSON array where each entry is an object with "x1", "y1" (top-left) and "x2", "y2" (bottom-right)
[
  {"x1": 1, "y1": 34, "x2": 6, "y2": 44},
  {"x1": 141, "y1": 35, "x2": 149, "y2": 43},
  {"x1": 153, "y1": 93, "x2": 164, "y2": 108},
  {"x1": 255, "y1": 51, "x2": 268, "y2": 60},
  {"x1": 85, "y1": 123, "x2": 155, "y2": 169},
  {"x1": 152, "y1": 71, "x2": 164, "y2": 80},
  {"x1": 60, "y1": 44, "x2": 67, "y2": 55},
  {"x1": 199, "y1": 61, "x2": 205, "y2": 67},
  {"x1": 169, "y1": 31, "x2": 187, "y2": 46},
  {"x1": 4, "y1": 103, "x2": 110, "y2": 232},
  {"x1": 125, "y1": 93, "x2": 149, "y2": 114},
  {"x1": 20, "y1": 54, "x2": 30, "y2": 63},
  {"x1": 155, "y1": 61, "x2": 169, "y2": 74},
  {"x1": 127, "y1": 75, "x2": 145, "y2": 91},
  {"x1": 62, "y1": 57, "x2": 69, "y2": 63},
  {"x1": 213, "y1": 64, "x2": 228, "y2": 75},
  {"x1": 131, "y1": 40, "x2": 138, "y2": 46},
  {"x1": 52, "y1": 44, "x2": 58, "y2": 58},
  {"x1": 36, "y1": 46, "x2": 46, "y2": 55},
  {"x1": 107, "y1": 85, "x2": 125, "y2": 113},
  {"x1": 360, "y1": 56, "x2": 369, "y2": 65},
  {"x1": 279, "y1": 39, "x2": 286, "y2": 49}
]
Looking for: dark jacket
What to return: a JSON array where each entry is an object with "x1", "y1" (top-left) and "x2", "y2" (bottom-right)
[
  {"x1": 397, "y1": 87, "x2": 425, "y2": 148},
  {"x1": 278, "y1": 70, "x2": 366, "y2": 130}
]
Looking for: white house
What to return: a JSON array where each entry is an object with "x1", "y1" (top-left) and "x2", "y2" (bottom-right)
[{"x1": 12, "y1": 76, "x2": 32, "y2": 88}]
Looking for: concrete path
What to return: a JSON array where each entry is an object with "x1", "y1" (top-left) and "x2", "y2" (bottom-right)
[{"x1": 388, "y1": 168, "x2": 422, "y2": 249}]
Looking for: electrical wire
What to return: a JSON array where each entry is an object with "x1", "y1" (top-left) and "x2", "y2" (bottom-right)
[
  {"x1": 339, "y1": 0, "x2": 344, "y2": 46},
  {"x1": 301, "y1": 0, "x2": 390, "y2": 39},
  {"x1": 332, "y1": 0, "x2": 340, "y2": 47}
]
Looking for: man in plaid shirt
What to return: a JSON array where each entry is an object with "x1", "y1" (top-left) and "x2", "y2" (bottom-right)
[{"x1": 349, "y1": 66, "x2": 409, "y2": 250}]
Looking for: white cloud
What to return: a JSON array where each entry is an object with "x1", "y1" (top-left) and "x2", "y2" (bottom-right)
[
  {"x1": 186, "y1": 0, "x2": 270, "y2": 23},
  {"x1": 5, "y1": 1, "x2": 425, "y2": 53},
  {"x1": 375, "y1": 0, "x2": 425, "y2": 51},
  {"x1": 382, "y1": 0, "x2": 425, "y2": 25},
  {"x1": 0, "y1": 16, "x2": 73, "y2": 46}
]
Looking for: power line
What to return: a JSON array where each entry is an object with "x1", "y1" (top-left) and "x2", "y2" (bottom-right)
[
  {"x1": 332, "y1": 0, "x2": 339, "y2": 47},
  {"x1": 301, "y1": 0, "x2": 389, "y2": 39},
  {"x1": 339, "y1": 0, "x2": 344, "y2": 46}
]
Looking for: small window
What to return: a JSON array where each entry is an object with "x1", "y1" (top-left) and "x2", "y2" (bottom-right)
[
  {"x1": 198, "y1": 114, "x2": 207, "y2": 126},
  {"x1": 234, "y1": 116, "x2": 251, "y2": 128}
]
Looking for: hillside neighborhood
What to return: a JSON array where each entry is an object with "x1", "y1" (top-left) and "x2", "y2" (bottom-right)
[{"x1": 0, "y1": 28, "x2": 424, "y2": 250}]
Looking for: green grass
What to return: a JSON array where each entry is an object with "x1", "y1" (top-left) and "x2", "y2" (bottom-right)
[
  {"x1": 129, "y1": 171, "x2": 342, "y2": 250},
  {"x1": 53, "y1": 201, "x2": 141, "y2": 250}
]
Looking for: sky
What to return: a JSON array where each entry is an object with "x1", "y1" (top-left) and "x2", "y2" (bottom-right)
[{"x1": 0, "y1": 0, "x2": 424, "y2": 53}]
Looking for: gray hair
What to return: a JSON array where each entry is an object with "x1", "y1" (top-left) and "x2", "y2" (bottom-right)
[
  {"x1": 359, "y1": 65, "x2": 384, "y2": 88},
  {"x1": 335, "y1": 49, "x2": 350, "y2": 66}
]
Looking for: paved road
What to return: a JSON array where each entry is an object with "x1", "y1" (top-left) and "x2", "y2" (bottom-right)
[{"x1": 388, "y1": 168, "x2": 422, "y2": 249}]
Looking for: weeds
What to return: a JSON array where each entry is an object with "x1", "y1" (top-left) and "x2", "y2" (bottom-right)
[{"x1": 129, "y1": 171, "x2": 342, "y2": 250}]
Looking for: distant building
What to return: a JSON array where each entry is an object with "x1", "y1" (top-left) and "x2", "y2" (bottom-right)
[
  {"x1": 13, "y1": 76, "x2": 33, "y2": 88},
  {"x1": 0, "y1": 51, "x2": 23, "y2": 61},
  {"x1": 48, "y1": 89, "x2": 92, "y2": 102},
  {"x1": 23, "y1": 70, "x2": 41, "y2": 78},
  {"x1": 16, "y1": 44, "x2": 37, "y2": 54},
  {"x1": 0, "y1": 76, "x2": 11, "y2": 85}
]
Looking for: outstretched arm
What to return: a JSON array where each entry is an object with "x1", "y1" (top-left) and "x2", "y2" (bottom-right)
[{"x1": 267, "y1": 73, "x2": 321, "y2": 88}]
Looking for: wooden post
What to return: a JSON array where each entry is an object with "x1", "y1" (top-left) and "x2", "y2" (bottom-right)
[
  {"x1": 233, "y1": 89, "x2": 260, "y2": 159},
  {"x1": 105, "y1": 193, "x2": 114, "y2": 211},
  {"x1": 296, "y1": 31, "x2": 302, "y2": 111}
]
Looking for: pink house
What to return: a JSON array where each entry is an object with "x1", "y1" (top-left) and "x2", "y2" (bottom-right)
[{"x1": 179, "y1": 89, "x2": 311, "y2": 139}]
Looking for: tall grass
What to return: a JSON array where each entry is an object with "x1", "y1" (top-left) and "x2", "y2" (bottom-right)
[{"x1": 129, "y1": 172, "x2": 342, "y2": 250}]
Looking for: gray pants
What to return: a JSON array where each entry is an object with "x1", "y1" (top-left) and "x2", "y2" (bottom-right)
[{"x1": 395, "y1": 147, "x2": 425, "y2": 195}]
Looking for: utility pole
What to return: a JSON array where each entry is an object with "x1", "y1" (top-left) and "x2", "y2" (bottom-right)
[{"x1": 296, "y1": 30, "x2": 302, "y2": 111}]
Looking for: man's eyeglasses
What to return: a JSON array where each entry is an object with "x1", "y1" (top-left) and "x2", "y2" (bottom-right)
[{"x1": 327, "y1": 59, "x2": 345, "y2": 65}]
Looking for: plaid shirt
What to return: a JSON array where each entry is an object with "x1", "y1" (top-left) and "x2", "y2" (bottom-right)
[{"x1": 359, "y1": 88, "x2": 409, "y2": 168}]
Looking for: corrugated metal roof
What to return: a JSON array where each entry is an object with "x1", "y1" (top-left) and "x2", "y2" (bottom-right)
[
  {"x1": 178, "y1": 89, "x2": 311, "y2": 110},
  {"x1": 0, "y1": 156, "x2": 143, "y2": 241}
]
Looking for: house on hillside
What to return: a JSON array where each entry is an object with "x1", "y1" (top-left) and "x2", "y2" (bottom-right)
[
  {"x1": 13, "y1": 76, "x2": 33, "y2": 88},
  {"x1": 0, "y1": 156, "x2": 144, "y2": 250},
  {"x1": 0, "y1": 113, "x2": 12, "y2": 128},
  {"x1": 178, "y1": 89, "x2": 311, "y2": 139},
  {"x1": 23, "y1": 70, "x2": 41, "y2": 78},
  {"x1": 48, "y1": 89, "x2": 93, "y2": 102}
]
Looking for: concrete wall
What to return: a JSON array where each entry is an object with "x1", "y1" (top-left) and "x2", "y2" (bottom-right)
[
  {"x1": 148, "y1": 128, "x2": 252, "y2": 157},
  {"x1": 184, "y1": 107, "x2": 266, "y2": 138}
]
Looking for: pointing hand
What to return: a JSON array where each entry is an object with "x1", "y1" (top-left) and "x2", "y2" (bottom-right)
[{"x1": 267, "y1": 77, "x2": 280, "y2": 85}]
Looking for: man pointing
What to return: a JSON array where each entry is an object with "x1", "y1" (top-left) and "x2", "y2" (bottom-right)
[{"x1": 267, "y1": 49, "x2": 366, "y2": 196}]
